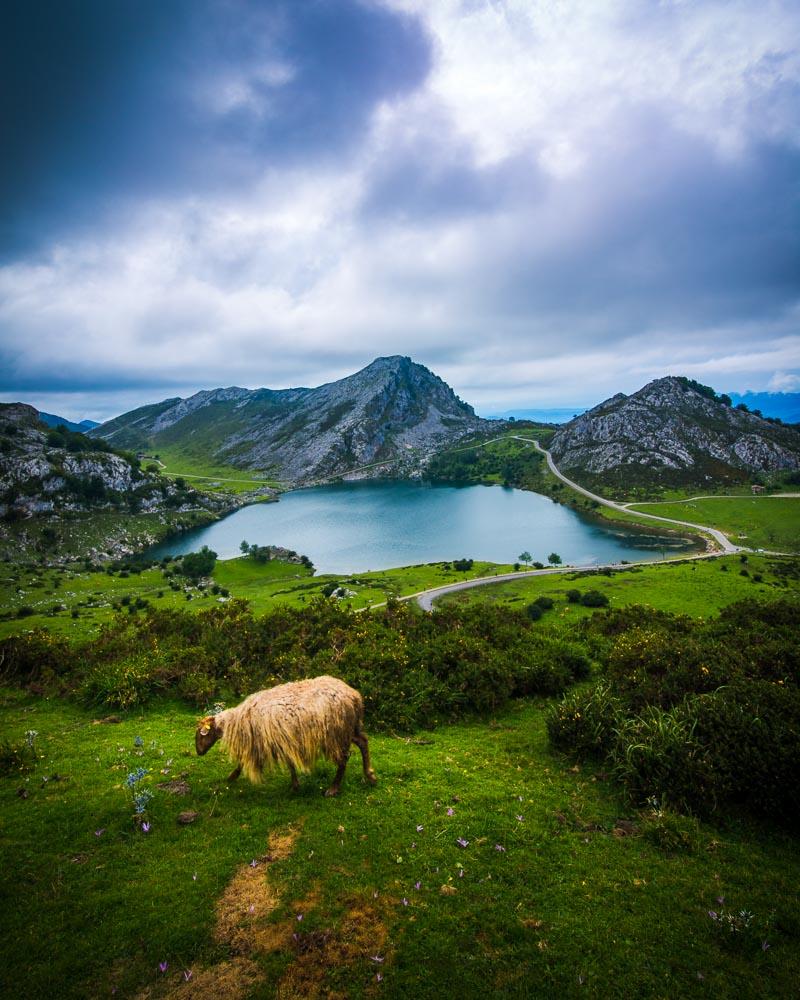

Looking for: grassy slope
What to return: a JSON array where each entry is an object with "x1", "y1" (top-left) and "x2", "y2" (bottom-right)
[
  {"x1": 436, "y1": 554, "x2": 800, "y2": 619},
  {"x1": 626, "y1": 498, "x2": 800, "y2": 552},
  {"x1": 153, "y1": 448, "x2": 284, "y2": 494},
  {"x1": 2, "y1": 691, "x2": 798, "y2": 999}
]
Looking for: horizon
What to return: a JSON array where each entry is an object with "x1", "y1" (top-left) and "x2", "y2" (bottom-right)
[{"x1": 1, "y1": 1, "x2": 798, "y2": 420}]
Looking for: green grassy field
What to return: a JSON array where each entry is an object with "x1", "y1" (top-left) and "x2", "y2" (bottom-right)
[
  {"x1": 626, "y1": 498, "x2": 800, "y2": 552},
  {"x1": 3, "y1": 689, "x2": 798, "y2": 1000},
  {"x1": 150, "y1": 449, "x2": 285, "y2": 495},
  {"x1": 0, "y1": 557, "x2": 524, "y2": 641},
  {"x1": 436, "y1": 554, "x2": 800, "y2": 619}
]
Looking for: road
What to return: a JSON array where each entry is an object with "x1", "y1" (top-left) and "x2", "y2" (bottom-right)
[
  {"x1": 408, "y1": 438, "x2": 742, "y2": 611},
  {"x1": 523, "y1": 438, "x2": 739, "y2": 554}
]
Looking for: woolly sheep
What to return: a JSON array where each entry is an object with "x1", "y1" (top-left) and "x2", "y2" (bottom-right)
[{"x1": 195, "y1": 675, "x2": 377, "y2": 796}]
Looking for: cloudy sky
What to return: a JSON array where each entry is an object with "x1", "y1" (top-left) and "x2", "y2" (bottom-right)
[{"x1": 1, "y1": 0, "x2": 798, "y2": 421}]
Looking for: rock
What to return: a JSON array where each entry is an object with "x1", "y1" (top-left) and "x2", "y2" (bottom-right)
[
  {"x1": 550, "y1": 376, "x2": 800, "y2": 487},
  {"x1": 177, "y1": 810, "x2": 199, "y2": 825}
]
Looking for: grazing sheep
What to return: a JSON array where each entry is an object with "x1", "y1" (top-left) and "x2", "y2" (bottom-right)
[{"x1": 195, "y1": 675, "x2": 377, "y2": 796}]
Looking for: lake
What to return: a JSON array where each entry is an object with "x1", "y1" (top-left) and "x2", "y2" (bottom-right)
[{"x1": 147, "y1": 480, "x2": 701, "y2": 574}]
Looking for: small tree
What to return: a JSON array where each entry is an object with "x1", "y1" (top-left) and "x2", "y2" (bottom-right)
[
  {"x1": 240, "y1": 540, "x2": 250, "y2": 555},
  {"x1": 518, "y1": 551, "x2": 532, "y2": 567},
  {"x1": 547, "y1": 552, "x2": 562, "y2": 566},
  {"x1": 179, "y1": 546, "x2": 217, "y2": 580}
]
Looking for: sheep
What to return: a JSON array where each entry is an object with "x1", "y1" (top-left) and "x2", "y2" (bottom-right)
[{"x1": 195, "y1": 675, "x2": 377, "y2": 797}]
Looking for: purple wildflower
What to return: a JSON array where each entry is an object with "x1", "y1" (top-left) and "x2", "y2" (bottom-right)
[
  {"x1": 158, "y1": 962, "x2": 168, "y2": 973},
  {"x1": 297, "y1": 913, "x2": 303, "y2": 921},
  {"x1": 708, "y1": 911, "x2": 718, "y2": 921},
  {"x1": 495, "y1": 844, "x2": 506, "y2": 852},
  {"x1": 416, "y1": 825, "x2": 424, "y2": 832},
  {"x1": 249, "y1": 859, "x2": 258, "y2": 868},
  {"x1": 376, "y1": 973, "x2": 383, "y2": 983},
  {"x1": 516, "y1": 815, "x2": 524, "y2": 822},
  {"x1": 141, "y1": 822, "x2": 150, "y2": 833},
  {"x1": 762, "y1": 941, "x2": 770, "y2": 951},
  {"x1": 94, "y1": 829, "x2": 105, "y2": 837},
  {"x1": 446, "y1": 807, "x2": 455, "y2": 816},
  {"x1": 458, "y1": 869, "x2": 464, "y2": 878},
  {"x1": 402, "y1": 897, "x2": 409, "y2": 906},
  {"x1": 414, "y1": 881, "x2": 421, "y2": 890},
  {"x1": 373, "y1": 890, "x2": 379, "y2": 898},
  {"x1": 183, "y1": 971, "x2": 193, "y2": 982},
  {"x1": 456, "y1": 837, "x2": 469, "y2": 848},
  {"x1": 371, "y1": 956, "x2": 385, "y2": 963},
  {"x1": 248, "y1": 905, "x2": 255, "y2": 914}
]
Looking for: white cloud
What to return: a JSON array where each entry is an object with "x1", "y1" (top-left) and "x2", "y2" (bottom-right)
[
  {"x1": 768, "y1": 370, "x2": 800, "y2": 392},
  {"x1": 1, "y1": 0, "x2": 798, "y2": 416}
]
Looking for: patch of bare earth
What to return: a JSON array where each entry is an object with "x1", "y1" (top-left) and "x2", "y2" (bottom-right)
[
  {"x1": 138, "y1": 825, "x2": 301, "y2": 1000},
  {"x1": 215, "y1": 826, "x2": 302, "y2": 954},
  {"x1": 276, "y1": 898, "x2": 390, "y2": 1000}
]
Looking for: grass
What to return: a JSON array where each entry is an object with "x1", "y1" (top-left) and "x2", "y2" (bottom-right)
[
  {"x1": 151, "y1": 449, "x2": 284, "y2": 495},
  {"x1": 435, "y1": 554, "x2": 800, "y2": 619},
  {"x1": 0, "y1": 557, "x2": 523, "y2": 641},
  {"x1": 2, "y1": 689, "x2": 798, "y2": 999},
  {"x1": 625, "y1": 498, "x2": 800, "y2": 553}
]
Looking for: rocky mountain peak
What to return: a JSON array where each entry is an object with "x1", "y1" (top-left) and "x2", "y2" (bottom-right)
[{"x1": 551, "y1": 376, "x2": 800, "y2": 488}]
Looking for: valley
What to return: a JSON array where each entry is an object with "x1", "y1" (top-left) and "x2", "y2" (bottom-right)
[{"x1": 2, "y1": 360, "x2": 799, "y2": 1000}]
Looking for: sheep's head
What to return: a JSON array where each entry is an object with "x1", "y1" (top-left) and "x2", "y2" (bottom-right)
[{"x1": 195, "y1": 715, "x2": 220, "y2": 756}]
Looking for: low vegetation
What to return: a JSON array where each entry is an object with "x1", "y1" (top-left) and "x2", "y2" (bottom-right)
[
  {"x1": 626, "y1": 497, "x2": 800, "y2": 552},
  {"x1": 547, "y1": 598, "x2": 800, "y2": 824}
]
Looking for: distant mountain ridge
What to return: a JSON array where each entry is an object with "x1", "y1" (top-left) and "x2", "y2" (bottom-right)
[
  {"x1": 92, "y1": 356, "x2": 489, "y2": 483},
  {"x1": 550, "y1": 376, "x2": 800, "y2": 488},
  {"x1": 38, "y1": 411, "x2": 100, "y2": 434}
]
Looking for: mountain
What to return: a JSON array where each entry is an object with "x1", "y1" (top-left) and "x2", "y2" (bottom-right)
[
  {"x1": 38, "y1": 411, "x2": 101, "y2": 433},
  {"x1": 728, "y1": 392, "x2": 800, "y2": 425},
  {"x1": 550, "y1": 376, "x2": 800, "y2": 489},
  {"x1": 92, "y1": 356, "x2": 488, "y2": 483},
  {"x1": 0, "y1": 403, "x2": 236, "y2": 558}
]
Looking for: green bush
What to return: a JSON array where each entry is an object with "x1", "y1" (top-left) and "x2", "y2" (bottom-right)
[
  {"x1": 566, "y1": 589, "x2": 582, "y2": 603},
  {"x1": 81, "y1": 655, "x2": 161, "y2": 709},
  {"x1": 580, "y1": 590, "x2": 610, "y2": 607},
  {"x1": 546, "y1": 682, "x2": 622, "y2": 756},
  {"x1": 611, "y1": 705, "x2": 713, "y2": 813}
]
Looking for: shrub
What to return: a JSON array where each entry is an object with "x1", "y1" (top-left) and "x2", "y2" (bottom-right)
[
  {"x1": 546, "y1": 682, "x2": 622, "y2": 756},
  {"x1": 81, "y1": 655, "x2": 160, "y2": 709},
  {"x1": 580, "y1": 590, "x2": 610, "y2": 607},
  {"x1": 179, "y1": 546, "x2": 217, "y2": 580},
  {"x1": 525, "y1": 603, "x2": 542, "y2": 621},
  {"x1": 566, "y1": 589, "x2": 582, "y2": 603},
  {"x1": 533, "y1": 595, "x2": 555, "y2": 610},
  {"x1": 611, "y1": 705, "x2": 713, "y2": 813}
]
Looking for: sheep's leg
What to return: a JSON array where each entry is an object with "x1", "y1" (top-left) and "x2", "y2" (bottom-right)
[
  {"x1": 324, "y1": 751, "x2": 350, "y2": 797},
  {"x1": 288, "y1": 763, "x2": 300, "y2": 792},
  {"x1": 353, "y1": 728, "x2": 377, "y2": 785},
  {"x1": 227, "y1": 764, "x2": 242, "y2": 783}
]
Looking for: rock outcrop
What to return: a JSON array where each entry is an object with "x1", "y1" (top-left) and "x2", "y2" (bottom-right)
[
  {"x1": 550, "y1": 377, "x2": 800, "y2": 488},
  {"x1": 92, "y1": 356, "x2": 489, "y2": 483}
]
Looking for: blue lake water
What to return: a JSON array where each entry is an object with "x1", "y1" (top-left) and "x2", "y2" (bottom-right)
[{"x1": 148, "y1": 480, "x2": 701, "y2": 574}]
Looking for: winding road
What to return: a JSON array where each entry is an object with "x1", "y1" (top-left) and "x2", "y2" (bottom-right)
[{"x1": 409, "y1": 438, "x2": 741, "y2": 611}]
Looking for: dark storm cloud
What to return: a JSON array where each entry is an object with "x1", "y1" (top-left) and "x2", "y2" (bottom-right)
[{"x1": 0, "y1": 0, "x2": 430, "y2": 255}]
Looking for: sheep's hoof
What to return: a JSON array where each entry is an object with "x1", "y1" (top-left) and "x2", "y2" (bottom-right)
[
  {"x1": 324, "y1": 786, "x2": 340, "y2": 797},
  {"x1": 366, "y1": 772, "x2": 377, "y2": 786}
]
